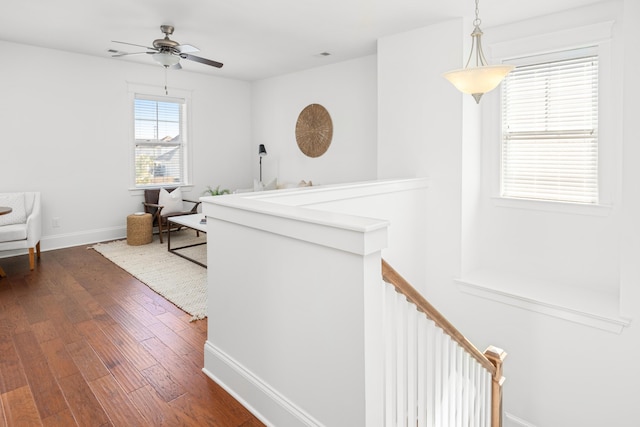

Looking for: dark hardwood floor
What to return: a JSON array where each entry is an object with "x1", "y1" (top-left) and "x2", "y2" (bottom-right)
[{"x1": 0, "y1": 244, "x2": 264, "y2": 427}]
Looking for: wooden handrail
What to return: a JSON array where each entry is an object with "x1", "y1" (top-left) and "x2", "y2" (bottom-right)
[{"x1": 381, "y1": 259, "x2": 496, "y2": 375}]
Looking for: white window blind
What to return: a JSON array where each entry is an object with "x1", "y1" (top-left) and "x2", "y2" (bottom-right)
[
  {"x1": 501, "y1": 51, "x2": 599, "y2": 204},
  {"x1": 133, "y1": 95, "x2": 186, "y2": 187}
]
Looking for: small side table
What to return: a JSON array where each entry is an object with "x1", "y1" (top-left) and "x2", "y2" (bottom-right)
[{"x1": 126, "y1": 213, "x2": 152, "y2": 246}]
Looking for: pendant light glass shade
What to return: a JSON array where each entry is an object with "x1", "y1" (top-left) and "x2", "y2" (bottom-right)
[
  {"x1": 443, "y1": 0, "x2": 514, "y2": 103},
  {"x1": 443, "y1": 64, "x2": 514, "y2": 103},
  {"x1": 153, "y1": 52, "x2": 180, "y2": 67}
]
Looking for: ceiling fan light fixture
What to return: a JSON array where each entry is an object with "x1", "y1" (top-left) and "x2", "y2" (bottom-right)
[{"x1": 153, "y1": 52, "x2": 180, "y2": 67}]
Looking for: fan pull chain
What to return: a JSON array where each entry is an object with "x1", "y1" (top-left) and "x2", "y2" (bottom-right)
[{"x1": 164, "y1": 66, "x2": 169, "y2": 95}]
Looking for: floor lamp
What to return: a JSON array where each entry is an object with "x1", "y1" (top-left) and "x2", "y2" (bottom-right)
[{"x1": 258, "y1": 144, "x2": 267, "y2": 182}]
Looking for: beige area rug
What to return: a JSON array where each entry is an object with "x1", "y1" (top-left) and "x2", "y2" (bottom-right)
[{"x1": 91, "y1": 230, "x2": 207, "y2": 321}]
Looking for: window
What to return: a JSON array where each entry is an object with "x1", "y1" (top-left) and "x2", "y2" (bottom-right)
[
  {"x1": 133, "y1": 94, "x2": 187, "y2": 187},
  {"x1": 501, "y1": 48, "x2": 599, "y2": 204}
]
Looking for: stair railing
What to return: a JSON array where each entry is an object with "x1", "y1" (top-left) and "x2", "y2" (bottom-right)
[{"x1": 381, "y1": 259, "x2": 506, "y2": 427}]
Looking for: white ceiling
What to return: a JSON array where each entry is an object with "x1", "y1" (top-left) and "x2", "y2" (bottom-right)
[{"x1": 0, "y1": 0, "x2": 601, "y2": 81}]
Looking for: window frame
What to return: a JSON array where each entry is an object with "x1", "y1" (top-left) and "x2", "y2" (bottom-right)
[
  {"x1": 127, "y1": 83, "x2": 193, "y2": 190},
  {"x1": 483, "y1": 21, "x2": 615, "y2": 215},
  {"x1": 500, "y1": 47, "x2": 600, "y2": 205}
]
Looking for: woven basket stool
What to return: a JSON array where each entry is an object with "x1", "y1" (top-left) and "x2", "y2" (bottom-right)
[{"x1": 127, "y1": 213, "x2": 152, "y2": 246}]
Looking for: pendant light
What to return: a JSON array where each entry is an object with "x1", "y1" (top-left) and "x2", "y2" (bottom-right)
[{"x1": 443, "y1": 0, "x2": 514, "y2": 103}]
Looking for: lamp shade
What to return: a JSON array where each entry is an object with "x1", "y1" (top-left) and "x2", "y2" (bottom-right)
[
  {"x1": 152, "y1": 52, "x2": 180, "y2": 67},
  {"x1": 258, "y1": 144, "x2": 267, "y2": 157},
  {"x1": 443, "y1": 64, "x2": 515, "y2": 96}
]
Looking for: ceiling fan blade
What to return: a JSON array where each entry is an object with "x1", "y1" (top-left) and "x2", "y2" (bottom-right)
[
  {"x1": 110, "y1": 51, "x2": 148, "y2": 57},
  {"x1": 176, "y1": 44, "x2": 199, "y2": 54},
  {"x1": 112, "y1": 40, "x2": 158, "y2": 51},
  {"x1": 180, "y1": 54, "x2": 223, "y2": 68}
]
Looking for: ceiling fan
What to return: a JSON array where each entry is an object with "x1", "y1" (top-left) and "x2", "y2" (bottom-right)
[{"x1": 109, "y1": 25, "x2": 223, "y2": 70}]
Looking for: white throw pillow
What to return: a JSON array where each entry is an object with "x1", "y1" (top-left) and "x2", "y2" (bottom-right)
[
  {"x1": 158, "y1": 188, "x2": 184, "y2": 215},
  {"x1": 0, "y1": 193, "x2": 27, "y2": 226}
]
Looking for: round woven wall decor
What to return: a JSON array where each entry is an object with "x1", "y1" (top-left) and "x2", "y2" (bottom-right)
[{"x1": 295, "y1": 104, "x2": 333, "y2": 158}]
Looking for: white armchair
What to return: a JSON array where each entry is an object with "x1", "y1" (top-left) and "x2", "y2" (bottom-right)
[{"x1": 0, "y1": 192, "x2": 42, "y2": 274}]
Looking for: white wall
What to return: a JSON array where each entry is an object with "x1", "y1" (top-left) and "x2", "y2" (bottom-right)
[
  {"x1": 617, "y1": 0, "x2": 640, "y2": 416},
  {"x1": 377, "y1": 20, "x2": 467, "y2": 183},
  {"x1": 264, "y1": 178, "x2": 429, "y2": 286},
  {"x1": 0, "y1": 40, "x2": 251, "y2": 250},
  {"x1": 250, "y1": 55, "x2": 377, "y2": 187},
  {"x1": 378, "y1": 18, "x2": 467, "y2": 300},
  {"x1": 378, "y1": 2, "x2": 640, "y2": 426}
]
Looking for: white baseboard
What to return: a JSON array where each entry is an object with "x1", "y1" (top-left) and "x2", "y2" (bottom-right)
[
  {"x1": 203, "y1": 341, "x2": 324, "y2": 427},
  {"x1": 505, "y1": 412, "x2": 537, "y2": 427},
  {"x1": 0, "y1": 226, "x2": 126, "y2": 259},
  {"x1": 43, "y1": 226, "x2": 127, "y2": 251}
]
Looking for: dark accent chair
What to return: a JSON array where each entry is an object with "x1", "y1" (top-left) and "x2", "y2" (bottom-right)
[{"x1": 142, "y1": 188, "x2": 201, "y2": 243}]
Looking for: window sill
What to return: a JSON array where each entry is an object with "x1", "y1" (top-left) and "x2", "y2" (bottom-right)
[
  {"x1": 492, "y1": 196, "x2": 612, "y2": 217},
  {"x1": 455, "y1": 269, "x2": 630, "y2": 334},
  {"x1": 128, "y1": 184, "x2": 194, "y2": 196}
]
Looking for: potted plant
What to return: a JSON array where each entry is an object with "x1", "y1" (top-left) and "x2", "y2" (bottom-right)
[{"x1": 203, "y1": 185, "x2": 231, "y2": 196}]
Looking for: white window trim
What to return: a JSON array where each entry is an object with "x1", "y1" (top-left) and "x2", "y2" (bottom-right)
[
  {"x1": 127, "y1": 83, "x2": 194, "y2": 192},
  {"x1": 484, "y1": 21, "x2": 616, "y2": 216}
]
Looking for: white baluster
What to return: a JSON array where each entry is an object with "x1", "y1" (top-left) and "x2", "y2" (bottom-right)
[
  {"x1": 379, "y1": 278, "x2": 497, "y2": 427},
  {"x1": 384, "y1": 282, "x2": 397, "y2": 426},
  {"x1": 480, "y1": 369, "x2": 490, "y2": 427},
  {"x1": 396, "y1": 291, "x2": 407, "y2": 427},
  {"x1": 407, "y1": 306, "x2": 418, "y2": 427},
  {"x1": 451, "y1": 340, "x2": 460, "y2": 427},
  {"x1": 462, "y1": 352, "x2": 471, "y2": 427},
  {"x1": 454, "y1": 345, "x2": 461, "y2": 427},
  {"x1": 446, "y1": 337, "x2": 456, "y2": 426},
  {"x1": 486, "y1": 370, "x2": 493, "y2": 427},
  {"x1": 416, "y1": 317, "x2": 427, "y2": 427},
  {"x1": 442, "y1": 333, "x2": 452, "y2": 426},
  {"x1": 425, "y1": 319, "x2": 436, "y2": 427},
  {"x1": 469, "y1": 354, "x2": 478, "y2": 427}
]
